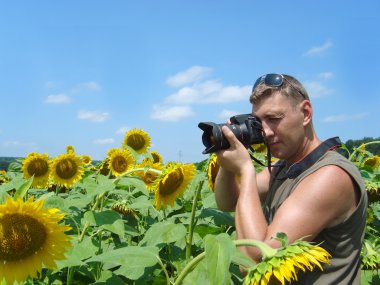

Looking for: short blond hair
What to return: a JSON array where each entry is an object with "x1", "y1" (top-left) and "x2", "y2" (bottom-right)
[{"x1": 249, "y1": 74, "x2": 309, "y2": 105}]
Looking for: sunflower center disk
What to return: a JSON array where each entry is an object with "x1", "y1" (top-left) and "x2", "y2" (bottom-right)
[
  {"x1": 127, "y1": 135, "x2": 145, "y2": 152},
  {"x1": 0, "y1": 213, "x2": 47, "y2": 261},
  {"x1": 112, "y1": 156, "x2": 128, "y2": 173},
  {"x1": 159, "y1": 169, "x2": 184, "y2": 196},
  {"x1": 56, "y1": 158, "x2": 78, "y2": 179},
  {"x1": 27, "y1": 158, "x2": 49, "y2": 177}
]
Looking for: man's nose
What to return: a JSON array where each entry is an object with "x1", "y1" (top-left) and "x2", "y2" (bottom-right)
[{"x1": 262, "y1": 122, "x2": 274, "y2": 137}]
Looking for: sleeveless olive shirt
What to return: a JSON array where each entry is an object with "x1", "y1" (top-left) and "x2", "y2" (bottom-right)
[{"x1": 263, "y1": 151, "x2": 367, "y2": 284}]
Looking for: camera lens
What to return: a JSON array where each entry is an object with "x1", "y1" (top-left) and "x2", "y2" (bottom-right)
[{"x1": 198, "y1": 114, "x2": 264, "y2": 154}]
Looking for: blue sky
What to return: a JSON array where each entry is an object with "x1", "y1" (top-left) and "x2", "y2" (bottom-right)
[{"x1": 1, "y1": 1, "x2": 379, "y2": 163}]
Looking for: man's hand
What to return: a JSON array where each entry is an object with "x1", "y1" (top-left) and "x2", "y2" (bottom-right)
[{"x1": 216, "y1": 125, "x2": 254, "y2": 176}]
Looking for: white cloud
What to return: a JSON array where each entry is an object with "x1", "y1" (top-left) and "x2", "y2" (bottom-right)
[
  {"x1": 219, "y1": 109, "x2": 240, "y2": 120},
  {"x1": 166, "y1": 66, "x2": 212, "y2": 87},
  {"x1": 45, "y1": 93, "x2": 72, "y2": 104},
  {"x1": 44, "y1": 81, "x2": 59, "y2": 89},
  {"x1": 322, "y1": 112, "x2": 369, "y2": 123},
  {"x1": 77, "y1": 110, "x2": 110, "y2": 122},
  {"x1": 116, "y1": 127, "x2": 130, "y2": 135},
  {"x1": 71, "y1": 81, "x2": 102, "y2": 93},
  {"x1": 151, "y1": 105, "x2": 195, "y2": 121},
  {"x1": 80, "y1": 81, "x2": 102, "y2": 91},
  {"x1": 318, "y1": 72, "x2": 334, "y2": 80},
  {"x1": 165, "y1": 80, "x2": 251, "y2": 104},
  {"x1": 303, "y1": 41, "x2": 333, "y2": 57},
  {"x1": 1, "y1": 140, "x2": 36, "y2": 150},
  {"x1": 304, "y1": 81, "x2": 334, "y2": 98},
  {"x1": 92, "y1": 138, "x2": 115, "y2": 144}
]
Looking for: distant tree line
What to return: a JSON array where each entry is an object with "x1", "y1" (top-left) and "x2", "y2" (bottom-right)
[
  {"x1": 0, "y1": 137, "x2": 379, "y2": 171},
  {"x1": 0, "y1": 157, "x2": 22, "y2": 171},
  {"x1": 344, "y1": 137, "x2": 380, "y2": 155}
]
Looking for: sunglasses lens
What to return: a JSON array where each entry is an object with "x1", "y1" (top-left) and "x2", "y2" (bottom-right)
[
  {"x1": 252, "y1": 76, "x2": 264, "y2": 91},
  {"x1": 252, "y1": 74, "x2": 283, "y2": 92},
  {"x1": 252, "y1": 73, "x2": 306, "y2": 99},
  {"x1": 264, "y1": 74, "x2": 283, "y2": 87}
]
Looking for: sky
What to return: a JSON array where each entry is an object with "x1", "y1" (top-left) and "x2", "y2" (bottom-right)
[{"x1": 1, "y1": 1, "x2": 379, "y2": 163}]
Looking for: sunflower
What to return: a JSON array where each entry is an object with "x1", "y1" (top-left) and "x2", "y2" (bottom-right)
[
  {"x1": 142, "y1": 150, "x2": 164, "y2": 165},
  {"x1": 66, "y1": 145, "x2": 75, "y2": 154},
  {"x1": 153, "y1": 162, "x2": 196, "y2": 209},
  {"x1": 134, "y1": 161, "x2": 163, "y2": 191},
  {"x1": 251, "y1": 143, "x2": 268, "y2": 153},
  {"x1": 22, "y1": 152, "x2": 50, "y2": 188},
  {"x1": 363, "y1": 155, "x2": 380, "y2": 171},
  {"x1": 50, "y1": 152, "x2": 84, "y2": 188},
  {"x1": 81, "y1": 155, "x2": 92, "y2": 166},
  {"x1": 0, "y1": 196, "x2": 72, "y2": 285},
  {"x1": 0, "y1": 170, "x2": 8, "y2": 185},
  {"x1": 243, "y1": 238, "x2": 331, "y2": 285},
  {"x1": 123, "y1": 128, "x2": 151, "y2": 154},
  {"x1": 111, "y1": 201, "x2": 137, "y2": 218},
  {"x1": 108, "y1": 148, "x2": 135, "y2": 177},
  {"x1": 97, "y1": 158, "x2": 110, "y2": 176},
  {"x1": 207, "y1": 154, "x2": 219, "y2": 191}
]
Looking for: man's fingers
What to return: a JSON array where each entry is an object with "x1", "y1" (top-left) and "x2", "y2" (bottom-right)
[{"x1": 221, "y1": 126, "x2": 239, "y2": 147}]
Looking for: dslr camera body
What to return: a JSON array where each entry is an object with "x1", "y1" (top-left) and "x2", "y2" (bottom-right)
[{"x1": 198, "y1": 114, "x2": 264, "y2": 154}]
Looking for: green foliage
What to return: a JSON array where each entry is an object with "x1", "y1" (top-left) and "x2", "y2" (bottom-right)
[
  {"x1": 345, "y1": 137, "x2": 380, "y2": 155},
  {"x1": 344, "y1": 140, "x2": 380, "y2": 284},
  {"x1": 1, "y1": 138, "x2": 380, "y2": 284}
]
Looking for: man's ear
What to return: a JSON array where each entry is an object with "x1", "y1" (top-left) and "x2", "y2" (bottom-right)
[{"x1": 300, "y1": 100, "x2": 312, "y2": 126}]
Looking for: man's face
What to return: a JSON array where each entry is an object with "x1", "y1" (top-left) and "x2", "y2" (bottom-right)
[{"x1": 252, "y1": 92, "x2": 307, "y2": 162}]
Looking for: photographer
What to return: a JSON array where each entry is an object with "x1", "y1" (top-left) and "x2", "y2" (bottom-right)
[{"x1": 214, "y1": 74, "x2": 367, "y2": 284}]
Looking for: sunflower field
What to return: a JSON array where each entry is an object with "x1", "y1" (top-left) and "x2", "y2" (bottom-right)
[{"x1": 0, "y1": 129, "x2": 379, "y2": 285}]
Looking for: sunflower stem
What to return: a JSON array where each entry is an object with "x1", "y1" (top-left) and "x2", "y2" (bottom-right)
[
  {"x1": 186, "y1": 179, "x2": 204, "y2": 261},
  {"x1": 234, "y1": 239, "x2": 278, "y2": 259},
  {"x1": 348, "y1": 141, "x2": 380, "y2": 161},
  {"x1": 79, "y1": 192, "x2": 107, "y2": 242},
  {"x1": 173, "y1": 252, "x2": 206, "y2": 285},
  {"x1": 55, "y1": 185, "x2": 61, "y2": 195},
  {"x1": 175, "y1": 238, "x2": 277, "y2": 284},
  {"x1": 66, "y1": 267, "x2": 74, "y2": 285},
  {"x1": 156, "y1": 255, "x2": 171, "y2": 285}
]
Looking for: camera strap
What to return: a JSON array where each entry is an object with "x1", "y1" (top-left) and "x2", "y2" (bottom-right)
[
  {"x1": 272, "y1": 136, "x2": 342, "y2": 179},
  {"x1": 286, "y1": 137, "x2": 341, "y2": 178},
  {"x1": 249, "y1": 137, "x2": 342, "y2": 178}
]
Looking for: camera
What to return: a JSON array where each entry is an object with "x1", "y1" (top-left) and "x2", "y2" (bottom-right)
[{"x1": 198, "y1": 114, "x2": 264, "y2": 154}]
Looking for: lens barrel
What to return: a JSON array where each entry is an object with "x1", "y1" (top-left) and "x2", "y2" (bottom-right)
[{"x1": 198, "y1": 114, "x2": 264, "y2": 154}]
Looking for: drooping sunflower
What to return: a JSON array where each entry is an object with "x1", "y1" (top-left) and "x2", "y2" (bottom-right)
[
  {"x1": 363, "y1": 155, "x2": 380, "y2": 171},
  {"x1": 97, "y1": 158, "x2": 110, "y2": 176},
  {"x1": 123, "y1": 128, "x2": 151, "y2": 154},
  {"x1": 21, "y1": 152, "x2": 50, "y2": 188},
  {"x1": 142, "y1": 150, "x2": 164, "y2": 165},
  {"x1": 134, "y1": 161, "x2": 163, "y2": 191},
  {"x1": 111, "y1": 201, "x2": 137, "y2": 218},
  {"x1": 0, "y1": 196, "x2": 72, "y2": 285},
  {"x1": 50, "y1": 152, "x2": 84, "y2": 188},
  {"x1": 243, "y1": 238, "x2": 331, "y2": 285},
  {"x1": 207, "y1": 154, "x2": 219, "y2": 191},
  {"x1": 108, "y1": 148, "x2": 135, "y2": 177},
  {"x1": 153, "y1": 162, "x2": 196, "y2": 209}
]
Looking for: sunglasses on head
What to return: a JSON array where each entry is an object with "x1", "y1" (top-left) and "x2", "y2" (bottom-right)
[{"x1": 252, "y1": 73, "x2": 306, "y2": 99}]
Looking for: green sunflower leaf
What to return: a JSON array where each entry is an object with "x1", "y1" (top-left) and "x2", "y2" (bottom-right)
[
  {"x1": 139, "y1": 221, "x2": 187, "y2": 246},
  {"x1": 14, "y1": 175, "x2": 34, "y2": 199},
  {"x1": 87, "y1": 246, "x2": 160, "y2": 280},
  {"x1": 204, "y1": 233, "x2": 235, "y2": 285}
]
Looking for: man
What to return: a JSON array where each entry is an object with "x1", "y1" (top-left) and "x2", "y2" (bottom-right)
[{"x1": 214, "y1": 73, "x2": 367, "y2": 284}]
